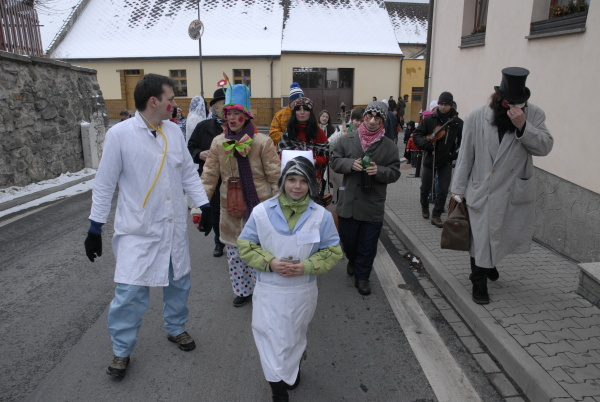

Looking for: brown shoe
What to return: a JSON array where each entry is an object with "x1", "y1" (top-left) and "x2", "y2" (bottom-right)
[
  {"x1": 167, "y1": 331, "x2": 196, "y2": 351},
  {"x1": 421, "y1": 207, "x2": 430, "y2": 219},
  {"x1": 431, "y1": 217, "x2": 443, "y2": 228},
  {"x1": 106, "y1": 355, "x2": 130, "y2": 378}
]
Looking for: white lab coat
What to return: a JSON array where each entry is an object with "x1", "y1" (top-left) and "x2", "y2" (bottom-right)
[{"x1": 89, "y1": 111, "x2": 209, "y2": 286}]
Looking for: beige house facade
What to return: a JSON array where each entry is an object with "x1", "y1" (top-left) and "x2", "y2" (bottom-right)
[
  {"x1": 427, "y1": 0, "x2": 598, "y2": 262},
  {"x1": 70, "y1": 54, "x2": 403, "y2": 126}
]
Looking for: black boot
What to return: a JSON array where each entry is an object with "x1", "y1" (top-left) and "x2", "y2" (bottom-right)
[
  {"x1": 469, "y1": 258, "x2": 490, "y2": 305},
  {"x1": 269, "y1": 381, "x2": 289, "y2": 402},
  {"x1": 470, "y1": 257, "x2": 499, "y2": 282}
]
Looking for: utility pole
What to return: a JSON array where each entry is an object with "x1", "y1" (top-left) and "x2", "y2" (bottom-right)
[
  {"x1": 198, "y1": 1, "x2": 204, "y2": 97},
  {"x1": 423, "y1": 0, "x2": 435, "y2": 109}
]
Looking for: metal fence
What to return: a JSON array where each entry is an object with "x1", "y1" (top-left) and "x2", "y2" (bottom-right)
[{"x1": 0, "y1": 0, "x2": 44, "y2": 56}]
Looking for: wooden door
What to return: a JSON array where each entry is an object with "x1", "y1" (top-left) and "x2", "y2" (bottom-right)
[{"x1": 125, "y1": 73, "x2": 141, "y2": 110}]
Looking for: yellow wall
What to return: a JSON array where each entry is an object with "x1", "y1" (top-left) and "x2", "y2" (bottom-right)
[
  {"x1": 400, "y1": 58, "x2": 426, "y2": 122},
  {"x1": 71, "y1": 53, "x2": 402, "y2": 121},
  {"x1": 72, "y1": 58, "x2": 278, "y2": 100},
  {"x1": 279, "y1": 53, "x2": 402, "y2": 106}
]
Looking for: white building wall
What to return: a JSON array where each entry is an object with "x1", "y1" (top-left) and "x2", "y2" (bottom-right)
[{"x1": 428, "y1": 0, "x2": 600, "y2": 193}]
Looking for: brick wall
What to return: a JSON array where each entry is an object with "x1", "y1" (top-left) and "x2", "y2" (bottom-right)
[{"x1": 106, "y1": 96, "x2": 278, "y2": 126}]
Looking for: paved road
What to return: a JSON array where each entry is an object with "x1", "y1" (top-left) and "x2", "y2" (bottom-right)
[{"x1": 0, "y1": 191, "x2": 503, "y2": 401}]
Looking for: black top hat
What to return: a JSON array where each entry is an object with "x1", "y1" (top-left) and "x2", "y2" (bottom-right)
[
  {"x1": 210, "y1": 88, "x2": 226, "y2": 106},
  {"x1": 494, "y1": 67, "x2": 531, "y2": 103}
]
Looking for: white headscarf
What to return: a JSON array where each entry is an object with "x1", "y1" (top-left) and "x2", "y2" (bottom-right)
[{"x1": 185, "y1": 95, "x2": 207, "y2": 143}]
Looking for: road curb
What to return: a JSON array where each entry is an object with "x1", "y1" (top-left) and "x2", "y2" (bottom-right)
[
  {"x1": 0, "y1": 174, "x2": 95, "y2": 213},
  {"x1": 383, "y1": 207, "x2": 570, "y2": 402}
]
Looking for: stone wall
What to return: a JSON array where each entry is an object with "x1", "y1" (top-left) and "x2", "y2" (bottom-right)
[
  {"x1": 534, "y1": 168, "x2": 600, "y2": 263},
  {"x1": 0, "y1": 51, "x2": 108, "y2": 188}
]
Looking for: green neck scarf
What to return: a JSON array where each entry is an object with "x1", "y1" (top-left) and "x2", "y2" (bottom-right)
[{"x1": 279, "y1": 193, "x2": 310, "y2": 232}]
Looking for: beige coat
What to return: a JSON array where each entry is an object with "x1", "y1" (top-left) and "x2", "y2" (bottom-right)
[
  {"x1": 201, "y1": 132, "x2": 281, "y2": 245},
  {"x1": 451, "y1": 103, "x2": 553, "y2": 267}
]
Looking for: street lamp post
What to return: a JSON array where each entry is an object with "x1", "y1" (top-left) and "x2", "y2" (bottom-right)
[{"x1": 198, "y1": 1, "x2": 204, "y2": 97}]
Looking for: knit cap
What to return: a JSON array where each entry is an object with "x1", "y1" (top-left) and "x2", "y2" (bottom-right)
[
  {"x1": 289, "y1": 82, "x2": 304, "y2": 103},
  {"x1": 278, "y1": 156, "x2": 319, "y2": 202},
  {"x1": 364, "y1": 101, "x2": 388, "y2": 123},
  {"x1": 437, "y1": 92, "x2": 454, "y2": 105}
]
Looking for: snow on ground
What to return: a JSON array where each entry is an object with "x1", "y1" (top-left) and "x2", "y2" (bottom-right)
[{"x1": 0, "y1": 168, "x2": 96, "y2": 219}]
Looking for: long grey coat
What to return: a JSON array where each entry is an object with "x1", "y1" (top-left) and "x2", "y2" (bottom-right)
[
  {"x1": 450, "y1": 103, "x2": 553, "y2": 268},
  {"x1": 331, "y1": 131, "x2": 401, "y2": 222}
]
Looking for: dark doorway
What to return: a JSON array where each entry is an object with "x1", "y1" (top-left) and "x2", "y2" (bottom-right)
[{"x1": 293, "y1": 67, "x2": 354, "y2": 123}]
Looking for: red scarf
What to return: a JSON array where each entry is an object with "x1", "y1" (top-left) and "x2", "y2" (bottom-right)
[{"x1": 358, "y1": 123, "x2": 385, "y2": 151}]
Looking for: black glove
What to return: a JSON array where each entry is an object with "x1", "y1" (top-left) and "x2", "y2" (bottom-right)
[
  {"x1": 199, "y1": 205, "x2": 213, "y2": 236},
  {"x1": 85, "y1": 232, "x2": 102, "y2": 262}
]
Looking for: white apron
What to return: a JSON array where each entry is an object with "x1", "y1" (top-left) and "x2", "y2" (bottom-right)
[{"x1": 251, "y1": 202, "x2": 324, "y2": 384}]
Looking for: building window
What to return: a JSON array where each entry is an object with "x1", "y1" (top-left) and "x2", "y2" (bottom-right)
[
  {"x1": 472, "y1": 0, "x2": 488, "y2": 34},
  {"x1": 292, "y1": 68, "x2": 354, "y2": 89},
  {"x1": 460, "y1": 0, "x2": 488, "y2": 47},
  {"x1": 411, "y1": 87, "x2": 423, "y2": 103},
  {"x1": 170, "y1": 70, "x2": 187, "y2": 97},
  {"x1": 233, "y1": 69, "x2": 251, "y2": 87},
  {"x1": 529, "y1": 0, "x2": 588, "y2": 38},
  {"x1": 549, "y1": 0, "x2": 589, "y2": 18}
]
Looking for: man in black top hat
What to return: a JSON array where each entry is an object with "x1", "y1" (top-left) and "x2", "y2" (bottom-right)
[
  {"x1": 188, "y1": 87, "x2": 227, "y2": 257},
  {"x1": 414, "y1": 91, "x2": 463, "y2": 228},
  {"x1": 450, "y1": 67, "x2": 553, "y2": 305}
]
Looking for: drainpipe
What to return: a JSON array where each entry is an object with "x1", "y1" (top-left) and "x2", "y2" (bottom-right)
[
  {"x1": 270, "y1": 58, "x2": 274, "y2": 120},
  {"x1": 423, "y1": 0, "x2": 435, "y2": 108}
]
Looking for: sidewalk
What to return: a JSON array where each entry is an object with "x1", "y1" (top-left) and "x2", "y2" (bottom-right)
[{"x1": 384, "y1": 162, "x2": 600, "y2": 402}]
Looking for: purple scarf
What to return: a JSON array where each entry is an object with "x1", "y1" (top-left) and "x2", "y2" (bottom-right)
[{"x1": 224, "y1": 122, "x2": 260, "y2": 219}]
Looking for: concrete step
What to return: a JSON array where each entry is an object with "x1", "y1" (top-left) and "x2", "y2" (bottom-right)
[{"x1": 577, "y1": 262, "x2": 600, "y2": 307}]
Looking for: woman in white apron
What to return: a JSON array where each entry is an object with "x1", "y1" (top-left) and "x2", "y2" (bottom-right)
[{"x1": 238, "y1": 156, "x2": 342, "y2": 402}]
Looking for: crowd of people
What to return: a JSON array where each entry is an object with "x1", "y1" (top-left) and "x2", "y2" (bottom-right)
[{"x1": 85, "y1": 68, "x2": 552, "y2": 401}]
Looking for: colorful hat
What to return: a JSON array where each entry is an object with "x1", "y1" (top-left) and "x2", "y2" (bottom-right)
[
  {"x1": 292, "y1": 96, "x2": 314, "y2": 110},
  {"x1": 289, "y1": 82, "x2": 304, "y2": 103},
  {"x1": 223, "y1": 84, "x2": 254, "y2": 119}
]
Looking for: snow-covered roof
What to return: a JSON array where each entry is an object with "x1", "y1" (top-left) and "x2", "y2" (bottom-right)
[
  {"x1": 385, "y1": 1, "x2": 428, "y2": 44},
  {"x1": 36, "y1": 0, "x2": 82, "y2": 52},
  {"x1": 40, "y1": 0, "x2": 424, "y2": 59},
  {"x1": 49, "y1": 0, "x2": 284, "y2": 59},
  {"x1": 281, "y1": 0, "x2": 401, "y2": 55}
]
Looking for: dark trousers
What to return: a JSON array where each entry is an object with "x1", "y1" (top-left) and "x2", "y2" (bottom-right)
[
  {"x1": 338, "y1": 217, "x2": 383, "y2": 281},
  {"x1": 420, "y1": 163, "x2": 452, "y2": 218}
]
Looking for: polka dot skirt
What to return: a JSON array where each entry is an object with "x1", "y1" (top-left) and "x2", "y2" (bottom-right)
[{"x1": 225, "y1": 245, "x2": 256, "y2": 297}]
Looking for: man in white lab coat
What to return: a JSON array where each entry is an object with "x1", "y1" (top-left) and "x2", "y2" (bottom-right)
[{"x1": 84, "y1": 74, "x2": 210, "y2": 378}]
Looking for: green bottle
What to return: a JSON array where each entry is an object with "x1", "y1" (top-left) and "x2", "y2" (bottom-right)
[
  {"x1": 360, "y1": 151, "x2": 373, "y2": 191},
  {"x1": 361, "y1": 151, "x2": 372, "y2": 169}
]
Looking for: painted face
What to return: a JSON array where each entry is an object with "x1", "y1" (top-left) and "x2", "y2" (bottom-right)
[
  {"x1": 284, "y1": 174, "x2": 309, "y2": 201},
  {"x1": 363, "y1": 113, "x2": 382, "y2": 131},
  {"x1": 295, "y1": 106, "x2": 310, "y2": 123},
  {"x1": 226, "y1": 108, "x2": 248, "y2": 133},
  {"x1": 319, "y1": 113, "x2": 329, "y2": 125},
  {"x1": 153, "y1": 85, "x2": 177, "y2": 121},
  {"x1": 212, "y1": 99, "x2": 225, "y2": 119}
]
